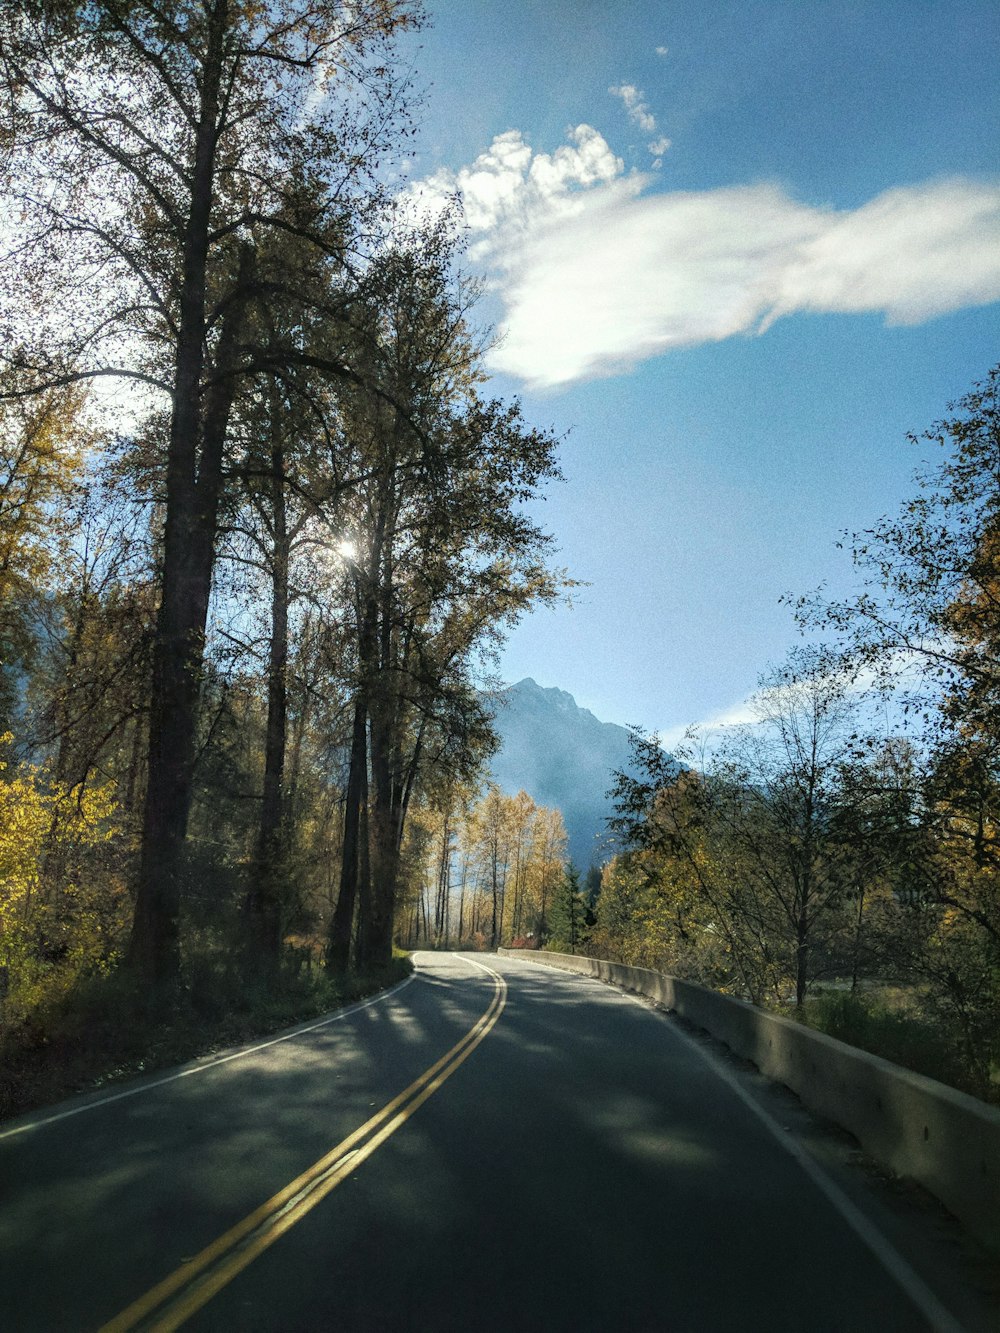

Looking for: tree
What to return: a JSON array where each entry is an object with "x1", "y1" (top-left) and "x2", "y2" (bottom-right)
[
  {"x1": 473, "y1": 786, "x2": 512, "y2": 949},
  {"x1": 795, "y1": 366, "x2": 1000, "y2": 1077},
  {"x1": 610, "y1": 650, "x2": 873, "y2": 1006},
  {"x1": 0, "y1": 733, "x2": 122, "y2": 1015},
  {"x1": 549, "y1": 864, "x2": 588, "y2": 955},
  {"x1": 714, "y1": 654, "x2": 867, "y2": 1006},
  {"x1": 222, "y1": 337, "x2": 351, "y2": 974},
  {"x1": 394, "y1": 785, "x2": 575, "y2": 953},
  {"x1": 0, "y1": 383, "x2": 87, "y2": 730},
  {"x1": 323, "y1": 240, "x2": 564, "y2": 970},
  {"x1": 0, "y1": 1, "x2": 424, "y2": 986},
  {"x1": 527, "y1": 805, "x2": 569, "y2": 943},
  {"x1": 505, "y1": 789, "x2": 537, "y2": 943},
  {"x1": 31, "y1": 472, "x2": 154, "y2": 918},
  {"x1": 793, "y1": 365, "x2": 999, "y2": 718}
]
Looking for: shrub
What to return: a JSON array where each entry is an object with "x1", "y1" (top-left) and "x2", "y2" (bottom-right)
[{"x1": 804, "y1": 989, "x2": 985, "y2": 1099}]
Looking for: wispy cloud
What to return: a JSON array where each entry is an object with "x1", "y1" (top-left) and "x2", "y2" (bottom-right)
[
  {"x1": 659, "y1": 699, "x2": 760, "y2": 753},
  {"x1": 409, "y1": 126, "x2": 1000, "y2": 389},
  {"x1": 659, "y1": 651, "x2": 927, "y2": 753},
  {"x1": 609, "y1": 83, "x2": 657, "y2": 135},
  {"x1": 610, "y1": 83, "x2": 668, "y2": 167}
]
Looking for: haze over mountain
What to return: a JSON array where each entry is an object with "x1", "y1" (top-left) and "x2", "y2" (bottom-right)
[{"x1": 487, "y1": 678, "x2": 644, "y2": 871}]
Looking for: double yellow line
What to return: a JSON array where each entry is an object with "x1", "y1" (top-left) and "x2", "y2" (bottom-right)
[{"x1": 101, "y1": 963, "x2": 507, "y2": 1332}]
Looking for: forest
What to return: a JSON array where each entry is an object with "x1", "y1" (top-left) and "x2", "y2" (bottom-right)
[
  {"x1": 0, "y1": 0, "x2": 571, "y2": 1114},
  {"x1": 1, "y1": 1, "x2": 997, "y2": 1119},
  {"x1": 594, "y1": 367, "x2": 1000, "y2": 1102}
]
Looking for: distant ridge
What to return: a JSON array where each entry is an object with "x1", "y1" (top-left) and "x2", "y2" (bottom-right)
[{"x1": 487, "y1": 678, "x2": 645, "y2": 870}]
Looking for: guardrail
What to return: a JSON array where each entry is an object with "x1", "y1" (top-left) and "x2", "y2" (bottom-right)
[{"x1": 499, "y1": 948, "x2": 1000, "y2": 1251}]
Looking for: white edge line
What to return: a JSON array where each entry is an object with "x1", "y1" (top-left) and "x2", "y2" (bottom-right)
[
  {"x1": 513, "y1": 956, "x2": 965, "y2": 1333},
  {"x1": 626, "y1": 991, "x2": 965, "y2": 1333},
  {"x1": 0, "y1": 972, "x2": 418, "y2": 1143}
]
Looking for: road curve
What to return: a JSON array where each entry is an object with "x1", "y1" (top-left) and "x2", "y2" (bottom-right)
[{"x1": 0, "y1": 952, "x2": 993, "y2": 1331}]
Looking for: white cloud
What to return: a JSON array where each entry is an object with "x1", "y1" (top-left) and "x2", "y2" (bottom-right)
[
  {"x1": 412, "y1": 127, "x2": 1000, "y2": 390},
  {"x1": 609, "y1": 84, "x2": 657, "y2": 135},
  {"x1": 648, "y1": 136, "x2": 672, "y2": 158},
  {"x1": 487, "y1": 179, "x2": 829, "y2": 384},
  {"x1": 655, "y1": 46, "x2": 669, "y2": 57},
  {"x1": 659, "y1": 650, "x2": 927, "y2": 754},
  {"x1": 405, "y1": 126, "x2": 622, "y2": 253},
  {"x1": 762, "y1": 179, "x2": 1000, "y2": 328},
  {"x1": 659, "y1": 698, "x2": 759, "y2": 752}
]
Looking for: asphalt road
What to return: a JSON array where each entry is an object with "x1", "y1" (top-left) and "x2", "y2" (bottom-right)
[{"x1": 1, "y1": 952, "x2": 996, "y2": 1332}]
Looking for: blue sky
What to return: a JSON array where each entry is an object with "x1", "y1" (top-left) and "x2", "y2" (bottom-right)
[{"x1": 399, "y1": 0, "x2": 1000, "y2": 742}]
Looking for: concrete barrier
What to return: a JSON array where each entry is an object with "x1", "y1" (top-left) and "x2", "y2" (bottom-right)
[{"x1": 499, "y1": 948, "x2": 1000, "y2": 1251}]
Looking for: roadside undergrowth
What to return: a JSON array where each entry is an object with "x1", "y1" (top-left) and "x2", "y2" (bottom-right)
[
  {"x1": 795, "y1": 988, "x2": 997, "y2": 1103},
  {"x1": 0, "y1": 947, "x2": 412, "y2": 1126}
]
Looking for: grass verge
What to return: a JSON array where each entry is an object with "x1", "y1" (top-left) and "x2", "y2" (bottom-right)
[{"x1": 0, "y1": 949, "x2": 412, "y2": 1126}]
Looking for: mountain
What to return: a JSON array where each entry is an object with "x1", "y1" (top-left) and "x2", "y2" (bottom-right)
[{"x1": 486, "y1": 678, "x2": 642, "y2": 871}]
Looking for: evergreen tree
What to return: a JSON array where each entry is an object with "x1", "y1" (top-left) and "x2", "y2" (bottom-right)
[{"x1": 549, "y1": 863, "x2": 588, "y2": 955}]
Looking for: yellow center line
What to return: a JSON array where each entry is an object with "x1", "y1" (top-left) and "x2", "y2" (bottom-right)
[{"x1": 100, "y1": 962, "x2": 507, "y2": 1333}]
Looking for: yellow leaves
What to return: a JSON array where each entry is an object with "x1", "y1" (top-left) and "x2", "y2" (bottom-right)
[
  {"x1": 0, "y1": 768, "x2": 49, "y2": 911},
  {"x1": 939, "y1": 905, "x2": 964, "y2": 932},
  {"x1": 0, "y1": 381, "x2": 89, "y2": 605},
  {"x1": 0, "y1": 737, "x2": 122, "y2": 1003}
]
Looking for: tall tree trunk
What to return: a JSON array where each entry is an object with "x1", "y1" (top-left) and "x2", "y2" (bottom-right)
[
  {"x1": 327, "y1": 693, "x2": 368, "y2": 972},
  {"x1": 245, "y1": 405, "x2": 289, "y2": 974},
  {"x1": 441, "y1": 817, "x2": 451, "y2": 947},
  {"x1": 457, "y1": 856, "x2": 467, "y2": 945},
  {"x1": 359, "y1": 717, "x2": 399, "y2": 970},
  {"x1": 356, "y1": 774, "x2": 371, "y2": 958},
  {"x1": 128, "y1": 231, "x2": 252, "y2": 987},
  {"x1": 125, "y1": 11, "x2": 230, "y2": 987},
  {"x1": 353, "y1": 552, "x2": 400, "y2": 971},
  {"x1": 123, "y1": 712, "x2": 146, "y2": 824},
  {"x1": 490, "y1": 849, "x2": 499, "y2": 949},
  {"x1": 434, "y1": 811, "x2": 451, "y2": 944}
]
